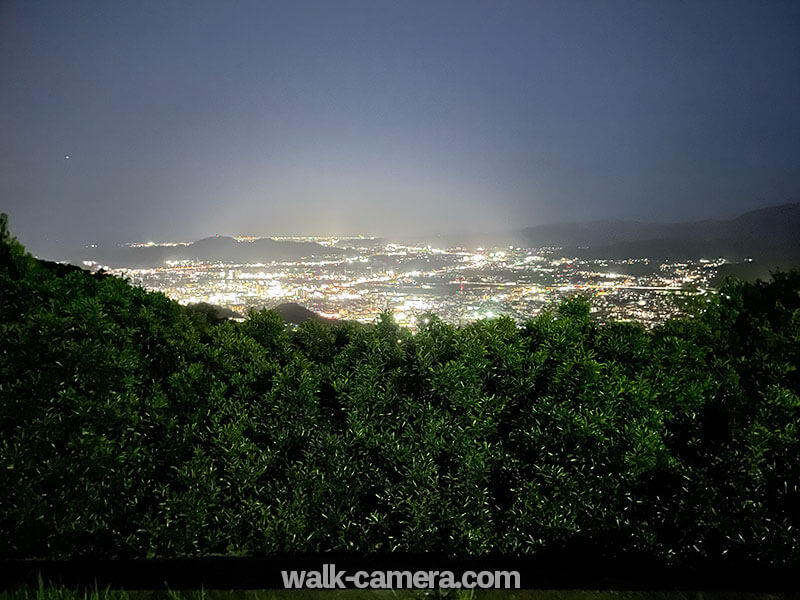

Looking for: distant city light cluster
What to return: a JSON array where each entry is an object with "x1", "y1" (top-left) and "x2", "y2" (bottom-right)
[{"x1": 108, "y1": 236, "x2": 727, "y2": 330}]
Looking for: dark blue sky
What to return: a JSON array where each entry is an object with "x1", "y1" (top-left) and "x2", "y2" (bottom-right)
[{"x1": 2, "y1": 0, "x2": 799, "y2": 249}]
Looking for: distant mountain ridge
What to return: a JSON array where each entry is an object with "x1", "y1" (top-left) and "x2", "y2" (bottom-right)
[
  {"x1": 512, "y1": 202, "x2": 800, "y2": 265},
  {"x1": 70, "y1": 235, "x2": 353, "y2": 268},
  {"x1": 60, "y1": 202, "x2": 800, "y2": 268}
]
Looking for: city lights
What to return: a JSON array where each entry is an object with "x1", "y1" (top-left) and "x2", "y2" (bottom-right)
[{"x1": 109, "y1": 239, "x2": 726, "y2": 331}]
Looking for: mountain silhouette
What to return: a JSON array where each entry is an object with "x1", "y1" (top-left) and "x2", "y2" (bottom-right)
[
  {"x1": 513, "y1": 203, "x2": 800, "y2": 265},
  {"x1": 70, "y1": 235, "x2": 353, "y2": 268}
]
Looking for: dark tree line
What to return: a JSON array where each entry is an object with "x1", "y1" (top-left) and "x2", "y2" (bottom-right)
[{"x1": 1, "y1": 214, "x2": 799, "y2": 568}]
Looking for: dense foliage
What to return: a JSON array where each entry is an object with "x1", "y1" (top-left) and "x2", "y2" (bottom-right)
[{"x1": 1, "y1": 214, "x2": 799, "y2": 567}]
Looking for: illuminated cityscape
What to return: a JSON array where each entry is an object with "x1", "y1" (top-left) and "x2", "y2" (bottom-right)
[{"x1": 100, "y1": 235, "x2": 726, "y2": 330}]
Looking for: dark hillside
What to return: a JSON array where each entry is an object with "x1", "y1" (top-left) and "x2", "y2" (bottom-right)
[
  {"x1": 515, "y1": 203, "x2": 800, "y2": 265},
  {"x1": 270, "y1": 302, "x2": 327, "y2": 325}
]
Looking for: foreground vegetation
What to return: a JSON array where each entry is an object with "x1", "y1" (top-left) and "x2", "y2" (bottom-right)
[
  {"x1": 1, "y1": 214, "x2": 799, "y2": 567},
  {"x1": 0, "y1": 586, "x2": 786, "y2": 600}
]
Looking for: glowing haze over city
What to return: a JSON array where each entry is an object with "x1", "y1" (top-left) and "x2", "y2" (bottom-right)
[{"x1": 2, "y1": 1, "x2": 798, "y2": 327}]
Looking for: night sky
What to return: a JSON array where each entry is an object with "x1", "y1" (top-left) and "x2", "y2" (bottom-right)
[{"x1": 2, "y1": 0, "x2": 799, "y2": 252}]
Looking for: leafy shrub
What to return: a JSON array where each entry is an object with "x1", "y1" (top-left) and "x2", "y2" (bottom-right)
[{"x1": 1, "y1": 214, "x2": 799, "y2": 568}]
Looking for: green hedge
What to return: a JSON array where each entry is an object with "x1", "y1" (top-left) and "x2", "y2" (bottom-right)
[{"x1": 1, "y1": 214, "x2": 799, "y2": 565}]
